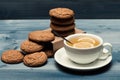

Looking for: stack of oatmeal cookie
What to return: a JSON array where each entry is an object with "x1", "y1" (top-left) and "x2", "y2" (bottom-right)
[
  {"x1": 49, "y1": 8, "x2": 75, "y2": 37},
  {"x1": 1, "y1": 30, "x2": 55, "y2": 67},
  {"x1": 27, "y1": 30, "x2": 55, "y2": 58},
  {"x1": 20, "y1": 30, "x2": 55, "y2": 67}
]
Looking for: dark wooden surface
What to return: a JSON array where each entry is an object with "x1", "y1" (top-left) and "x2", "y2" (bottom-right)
[
  {"x1": 1, "y1": 0, "x2": 120, "y2": 19},
  {"x1": 0, "y1": 19, "x2": 120, "y2": 80}
]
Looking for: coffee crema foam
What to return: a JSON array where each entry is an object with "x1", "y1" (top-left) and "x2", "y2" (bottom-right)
[{"x1": 67, "y1": 36, "x2": 100, "y2": 48}]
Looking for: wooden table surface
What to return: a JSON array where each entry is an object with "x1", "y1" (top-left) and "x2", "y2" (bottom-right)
[{"x1": 0, "y1": 19, "x2": 120, "y2": 80}]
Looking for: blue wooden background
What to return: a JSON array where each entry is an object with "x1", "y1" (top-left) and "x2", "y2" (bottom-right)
[
  {"x1": 0, "y1": 0, "x2": 120, "y2": 19},
  {"x1": 0, "y1": 19, "x2": 120, "y2": 80}
]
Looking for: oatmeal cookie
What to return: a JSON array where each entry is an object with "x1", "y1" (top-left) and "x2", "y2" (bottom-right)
[
  {"x1": 28, "y1": 30, "x2": 55, "y2": 42},
  {"x1": 52, "y1": 29, "x2": 75, "y2": 37},
  {"x1": 50, "y1": 16, "x2": 74, "y2": 25},
  {"x1": 23, "y1": 52, "x2": 47, "y2": 67},
  {"x1": 1, "y1": 50, "x2": 24, "y2": 64},
  {"x1": 50, "y1": 23, "x2": 75, "y2": 32},
  {"x1": 49, "y1": 8, "x2": 74, "y2": 19},
  {"x1": 20, "y1": 40, "x2": 43, "y2": 53}
]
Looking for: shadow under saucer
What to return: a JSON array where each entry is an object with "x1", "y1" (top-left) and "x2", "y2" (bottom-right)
[{"x1": 54, "y1": 61, "x2": 112, "y2": 75}]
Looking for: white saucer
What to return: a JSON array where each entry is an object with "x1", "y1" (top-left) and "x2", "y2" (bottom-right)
[{"x1": 54, "y1": 47, "x2": 112, "y2": 70}]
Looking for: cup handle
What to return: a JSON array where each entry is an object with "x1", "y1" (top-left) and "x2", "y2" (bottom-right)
[{"x1": 98, "y1": 43, "x2": 112, "y2": 60}]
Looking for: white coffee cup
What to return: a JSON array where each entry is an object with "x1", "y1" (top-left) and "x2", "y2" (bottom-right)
[{"x1": 64, "y1": 33, "x2": 112, "y2": 64}]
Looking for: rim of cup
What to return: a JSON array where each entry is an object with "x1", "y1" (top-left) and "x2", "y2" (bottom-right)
[{"x1": 64, "y1": 33, "x2": 103, "y2": 50}]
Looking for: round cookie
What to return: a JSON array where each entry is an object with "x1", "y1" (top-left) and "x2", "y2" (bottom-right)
[
  {"x1": 23, "y1": 52, "x2": 47, "y2": 67},
  {"x1": 20, "y1": 40, "x2": 43, "y2": 53},
  {"x1": 28, "y1": 30, "x2": 55, "y2": 42},
  {"x1": 52, "y1": 29, "x2": 75, "y2": 37},
  {"x1": 50, "y1": 16, "x2": 74, "y2": 25},
  {"x1": 1, "y1": 50, "x2": 24, "y2": 64},
  {"x1": 49, "y1": 8, "x2": 74, "y2": 19},
  {"x1": 50, "y1": 23, "x2": 75, "y2": 32}
]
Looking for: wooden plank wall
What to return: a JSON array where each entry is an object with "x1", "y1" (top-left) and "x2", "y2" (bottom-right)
[{"x1": 0, "y1": 0, "x2": 120, "y2": 19}]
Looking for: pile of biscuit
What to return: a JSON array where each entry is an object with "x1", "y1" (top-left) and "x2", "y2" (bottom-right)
[
  {"x1": 49, "y1": 8, "x2": 75, "y2": 37},
  {"x1": 1, "y1": 7, "x2": 77, "y2": 68},
  {"x1": 1, "y1": 30, "x2": 55, "y2": 67}
]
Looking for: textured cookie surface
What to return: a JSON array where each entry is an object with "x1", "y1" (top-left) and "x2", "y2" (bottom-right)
[
  {"x1": 50, "y1": 23, "x2": 75, "y2": 32},
  {"x1": 52, "y1": 29, "x2": 75, "y2": 37},
  {"x1": 20, "y1": 40, "x2": 43, "y2": 53},
  {"x1": 49, "y1": 8, "x2": 74, "y2": 19},
  {"x1": 1, "y1": 50, "x2": 24, "y2": 64},
  {"x1": 50, "y1": 17, "x2": 74, "y2": 25},
  {"x1": 28, "y1": 30, "x2": 55, "y2": 42},
  {"x1": 23, "y1": 52, "x2": 47, "y2": 67}
]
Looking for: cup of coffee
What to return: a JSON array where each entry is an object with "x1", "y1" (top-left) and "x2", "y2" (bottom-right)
[{"x1": 64, "y1": 33, "x2": 112, "y2": 64}]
